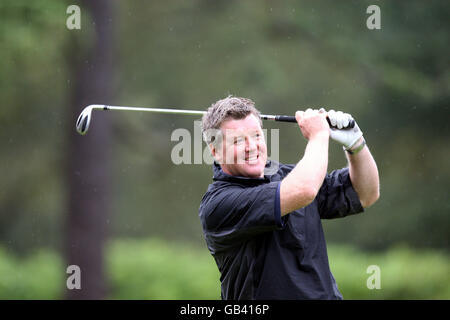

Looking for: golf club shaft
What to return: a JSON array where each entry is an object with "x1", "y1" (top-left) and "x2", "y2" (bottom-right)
[
  {"x1": 99, "y1": 105, "x2": 205, "y2": 116},
  {"x1": 95, "y1": 105, "x2": 290, "y2": 119},
  {"x1": 91, "y1": 105, "x2": 353, "y2": 127}
]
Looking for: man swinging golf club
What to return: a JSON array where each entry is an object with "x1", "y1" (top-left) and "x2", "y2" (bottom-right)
[{"x1": 199, "y1": 96, "x2": 380, "y2": 299}]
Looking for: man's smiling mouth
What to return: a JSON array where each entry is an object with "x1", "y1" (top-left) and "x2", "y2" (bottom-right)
[{"x1": 245, "y1": 154, "x2": 259, "y2": 162}]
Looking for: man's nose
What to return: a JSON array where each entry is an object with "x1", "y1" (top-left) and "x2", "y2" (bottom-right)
[{"x1": 246, "y1": 136, "x2": 258, "y2": 152}]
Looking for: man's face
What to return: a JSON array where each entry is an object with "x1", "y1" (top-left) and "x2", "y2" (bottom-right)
[{"x1": 212, "y1": 113, "x2": 267, "y2": 178}]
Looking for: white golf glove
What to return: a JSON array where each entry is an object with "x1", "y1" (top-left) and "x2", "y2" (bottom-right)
[{"x1": 327, "y1": 109, "x2": 363, "y2": 149}]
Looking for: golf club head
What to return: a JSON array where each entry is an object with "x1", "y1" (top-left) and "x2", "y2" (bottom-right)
[{"x1": 76, "y1": 106, "x2": 93, "y2": 135}]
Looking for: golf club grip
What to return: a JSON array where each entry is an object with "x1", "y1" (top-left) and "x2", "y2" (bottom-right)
[{"x1": 274, "y1": 115, "x2": 355, "y2": 129}]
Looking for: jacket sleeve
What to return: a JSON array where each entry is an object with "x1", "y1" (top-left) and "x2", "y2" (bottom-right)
[
  {"x1": 317, "y1": 167, "x2": 365, "y2": 219},
  {"x1": 200, "y1": 181, "x2": 283, "y2": 253}
]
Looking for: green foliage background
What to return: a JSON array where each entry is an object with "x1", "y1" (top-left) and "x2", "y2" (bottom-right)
[{"x1": 0, "y1": 0, "x2": 448, "y2": 298}]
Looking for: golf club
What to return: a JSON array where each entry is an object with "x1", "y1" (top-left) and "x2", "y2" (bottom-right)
[{"x1": 76, "y1": 104, "x2": 355, "y2": 135}]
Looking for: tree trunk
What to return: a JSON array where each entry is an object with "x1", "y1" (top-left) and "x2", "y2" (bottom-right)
[{"x1": 65, "y1": 0, "x2": 115, "y2": 299}]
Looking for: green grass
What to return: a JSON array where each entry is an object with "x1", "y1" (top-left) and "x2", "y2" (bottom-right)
[
  {"x1": 0, "y1": 239, "x2": 448, "y2": 299},
  {"x1": 328, "y1": 244, "x2": 450, "y2": 299}
]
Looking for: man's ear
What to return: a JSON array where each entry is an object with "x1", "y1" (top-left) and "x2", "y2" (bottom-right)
[{"x1": 209, "y1": 143, "x2": 221, "y2": 163}]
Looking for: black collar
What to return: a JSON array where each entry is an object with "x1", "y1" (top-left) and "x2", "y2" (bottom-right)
[{"x1": 212, "y1": 161, "x2": 275, "y2": 184}]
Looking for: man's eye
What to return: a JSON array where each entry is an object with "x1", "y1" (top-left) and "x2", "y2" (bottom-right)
[
  {"x1": 251, "y1": 133, "x2": 260, "y2": 139},
  {"x1": 234, "y1": 137, "x2": 244, "y2": 144}
]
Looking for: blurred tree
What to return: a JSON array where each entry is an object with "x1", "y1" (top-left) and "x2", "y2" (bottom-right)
[{"x1": 65, "y1": 0, "x2": 115, "y2": 299}]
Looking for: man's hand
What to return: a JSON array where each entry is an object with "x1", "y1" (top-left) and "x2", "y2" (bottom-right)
[
  {"x1": 325, "y1": 109, "x2": 379, "y2": 208},
  {"x1": 327, "y1": 109, "x2": 363, "y2": 149},
  {"x1": 295, "y1": 108, "x2": 330, "y2": 141}
]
